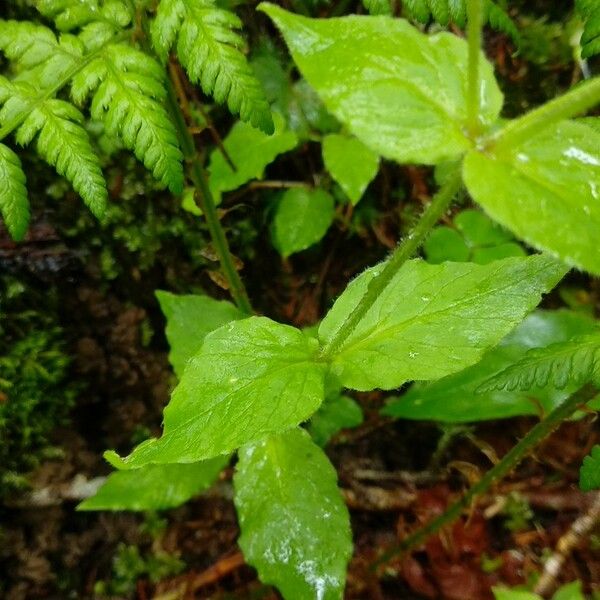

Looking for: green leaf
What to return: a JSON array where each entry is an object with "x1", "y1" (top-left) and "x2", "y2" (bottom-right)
[
  {"x1": 234, "y1": 428, "x2": 352, "y2": 600},
  {"x1": 577, "y1": 0, "x2": 600, "y2": 58},
  {"x1": 478, "y1": 333, "x2": 600, "y2": 392},
  {"x1": 273, "y1": 188, "x2": 335, "y2": 258},
  {"x1": 259, "y1": 4, "x2": 503, "y2": 165},
  {"x1": 580, "y1": 445, "x2": 600, "y2": 491},
  {"x1": 208, "y1": 113, "x2": 298, "y2": 202},
  {"x1": 78, "y1": 456, "x2": 229, "y2": 511},
  {"x1": 383, "y1": 310, "x2": 597, "y2": 423},
  {"x1": 156, "y1": 291, "x2": 243, "y2": 378},
  {"x1": 0, "y1": 143, "x2": 29, "y2": 240},
  {"x1": 492, "y1": 589, "x2": 540, "y2": 600},
  {"x1": 106, "y1": 317, "x2": 327, "y2": 468},
  {"x1": 72, "y1": 44, "x2": 184, "y2": 194},
  {"x1": 471, "y1": 243, "x2": 526, "y2": 265},
  {"x1": 151, "y1": 0, "x2": 273, "y2": 133},
  {"x1": 463, "y1": 120, "x2": 600, "y2": 275},
  {"x1": 322, "y1": 134, "x2": 379, "y2": 205},
  {"x1": 552, "y1": 581, "x2": 585, "y2": 600},
  {"x1": 308, "y1": 393, "x2": 363, "y2": 446},
  {"x1": 423, "y1": 226, "x2": 470, "y2": 264},
  {"x1": 454, "y1": 209, "x2": 513, "y2": 248},
  {"x1": 319, "y1": 255, "x2": 567, "y2": 391},
  {"x1": 0, "y1": 78, "x2": 107, "y2": 219},
  {"x1": 362, "y1": 0, "x2": 392, "y2": 15}
]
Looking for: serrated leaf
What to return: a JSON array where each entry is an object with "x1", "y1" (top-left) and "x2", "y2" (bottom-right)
[
  {"x1": 208, "y1": 113, "x2": 298, "y2": 201},
  {"x1": 151, "y1": 0, "x2": 273, "y2": 133},
  {"x1": 0, "y1": 143, "x2": 29, "y2": 240},
  {"x1": 383, "y1": 310, "x2": 597, "y2": 423},
  {"x1": 580, "y1": 445, "x2": 600, "y2": 491},
  {"x1": 577, "y1": 0, "x2": 600, "y2": 58},
  {"x1": 106, "y1": 317, "x2": 327, "y2": 468},
  {"x1": 308, "y1": 393, "x2": 363, "y2": 446},
  {"x1": 319, "y1": 255, "x2": 567, "y2": 391},
  {"x1": 362, "y1": 0, "x2": 392, "y2": 15},
  {"x1": 156, "y1": 290, "x2": 243, "y2": 377},
  {"x1": 259, "y1": 4, "x2": 503, "y2": 165},
  {"x1": 273, "y1": 188, "x2": 335, "y2": 258},
  {"x1": 322, "y1": 134, "x2": 379, "y2": 205},
  {"x1": 463, "y1": 120, "x2": 600, "y2": 275},
  {"x1": 78, "y1": 456, "x2": 229, "y2": 511},
  {"x1": 72, "y1": 44, "x2": 184, "y2": 194},
  {"x1": 479, "y1": 333, "x2": 600, "y2": 392},
  {"x1": 234, "y1": 428, "x2": 352, "y2": 600}
]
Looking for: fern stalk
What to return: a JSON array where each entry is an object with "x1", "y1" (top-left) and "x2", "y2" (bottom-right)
[
  {"x1": 466, "y1": 0, "x2": 483, "y2": 137},
  {"x1": 165, "y1": 68, "x2": 252, "y2": 314},
  {"x1": 373, "y1": 384, "x2": 598, "y2": 567},
  {"x1": 320, "y1": 167, "x2": 463, "y2": 359}
]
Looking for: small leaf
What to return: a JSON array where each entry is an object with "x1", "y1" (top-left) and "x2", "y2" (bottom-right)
[
  {"x1": 322, "y1": 133, "x2": 379, "y2": 204},
  {"x1": 107, "y1": 317, "x2": 327, "y2": 468},
  {"x1": 492, "y1": 589, "x2": 540, "y2": 600},
  {"x1": 234, "y1": 428, "x2": 352, "y2": 600},
  {"x1": 319, "y1": 255, "x2": 566, "y2": 391},
  {"x1": 454, "y1": 209, "x2": 513, "y2": 248},
  {"x1": 273, "y1": 188, "x2": 335, "y2": 257},
  {"x1": 552, "y1": 581, "x2": 586, "y2": 600},
  {"x1": 0, "y1": 143, "x2": 29, "y2": 240},
  {"x1": 208, "y1": 113, "x2": 298, "y2": 202},
  {"x1": 156, "y1": 291, "x2": 243, "y2": 377},
  {"x1": 78, "y1": 456, "x2": 229, "y2": 511},
  {"x1": 259, "y1": 4, "x2": 503, "y2": 165},
  {"x1": 423, "y1": 226, "x2": 470, "y2": 264},
  {"x1": 580, "y1": 445, "x2": 600, "y2": 491},
  {"x1": 463, "y1": 120, "x2": 600, "y2": 275},
  {"x1": 383, "y1": 310, "x2": 597, "y2": 423},
  {"x1": 308, "y1": 393, "x2": 363, "y2": 446}
]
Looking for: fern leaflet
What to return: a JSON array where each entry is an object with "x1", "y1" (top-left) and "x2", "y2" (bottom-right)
[
  {"x1": 71, "y1": 43, "x2": 184, "y2": 193},
  {"x1": 0, "y1": 77, "x2": 107, "y2": 218},
  {"x1": 398, "y1": 0, "x2": 518, "y2": 42},
  {"x1": 577, "y1": 0, "x2": 600, "y2": 59},
  {"x1": 0, "y1": 143, "x2": 29, "y2": 240},
  {"x1": 151, "y1": 0, "x2": 274, "y2": 134},
  {"x1": 478, "y1": 333, "x2": 600, "y2": 393}
]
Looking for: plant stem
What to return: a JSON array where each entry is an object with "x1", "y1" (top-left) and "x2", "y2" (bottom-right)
[
  {"x1": 372, "y1": 384, "x2": 597, "y2": 568},
  {"x1": 466, "y1": 0, "x2": 484, "y2": 137},
  {"x1": 494, "y1": 76, "x2": 600, "y2": 150},
  {"x1": 164, "y1": 72, "x2": 253, "y2": 315},
  {"x1": 320, "y1": 167, "x2": 462, "y2": 359}
]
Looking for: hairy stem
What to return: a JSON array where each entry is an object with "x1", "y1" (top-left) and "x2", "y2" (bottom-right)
[
  {"x1": 373, "y1": 384, "x2": 597, "y2": 568},
  {"x1": 494, "y1": 76, "x2": 600, "y2": 149},
  {"x1": 466, "y1": 0, "x2": 484, "y2": 137},
  {"x1": 165, "y1": 72, "x2": 253, "y2": 315},
  {"x1": 320, "y1": 167, "x2": 462, "y2": 359}
]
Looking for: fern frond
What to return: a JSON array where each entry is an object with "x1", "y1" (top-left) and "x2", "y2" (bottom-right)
[
  {"x1": 71, "y1": 43, "x2": 184, "y2": 193},
  {"x1": 0, "y1": 20, "x2": 83, "y2": 88},
  {"x1": 361, "y1": 0, "x2": 392, "y2": 16},
  {"x1": 577, "y1": 0, "x2": 600, "y2": 59},
  {"x1": 400, "y1": 0, "x2": 519, "y2": 42},
  {"x1": 478, "y1": 333, "x2": 600, "y2": 393},
  {"x1": 151, "y1": 0, "x2": 274, "y2": 134},
  {"x1": 0, "y1": 78, "x2": 107, "y2": 218},
  {"x1": 0, "y1": 142, "x2": 29, "y2": 240}
]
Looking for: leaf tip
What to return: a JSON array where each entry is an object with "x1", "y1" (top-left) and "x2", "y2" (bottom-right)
[{"x1": 103, "y1": 449, "x2": 127, "y2": 470}]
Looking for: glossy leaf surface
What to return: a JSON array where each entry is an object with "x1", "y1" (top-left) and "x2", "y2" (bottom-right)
[
  {"x1": 464, "y1": 120, "x2": 600, "y2": 275},
  {"x1": 322, "y1": 133, "x2": 379, "y2": 204},
  {"x1": 580, "y1": 445, "x2": 600, "y2": 491},
  {"x1": 78, "y1": 456, "x2": 229, "y2": 511},
  {"x1": 273, "y1": 187, "x2": 335, "y2": 257},
  {"x1": 384, "y1": 310, "x2": 596, "y2": 422},
  {"x1": 208, "y1": 113, "x2": 298, "y2": 202},
  {"x1": 259, "y1": 4, "x2": 503, "y2": 165},
  {"x1": 234, "y1": 428, "x2": 352, "y2": 600},
  {"x1": 107, "y1": 317, "x2": 326, "y2": 468},
  {"x1": 319, "y1": 255, "x2": 566, "y2": 391},
  {"x1": 156, "y1": 290, "x2": 243, "y2": 377}
]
